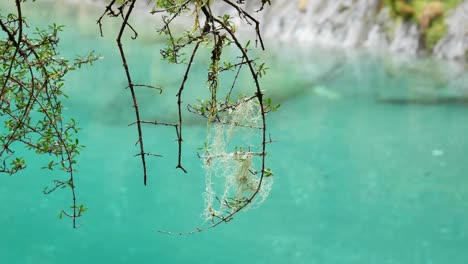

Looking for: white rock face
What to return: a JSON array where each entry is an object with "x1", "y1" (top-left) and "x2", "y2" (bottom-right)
[
  {"x1": 260, "y1": 0, "x2": 381, "y2": 47},
  {"x1": 64, "y1": 0, "x2": 468, "y2": 61},
  {"x1": 433, "y1": 1, "x2": 468, "y2": 61},
  {"x1": 212, "y1": 0, "x2": 468, "y2": 61},
  {"x1": 389, "y1": 22, "x2": 420, "y2": 56}
]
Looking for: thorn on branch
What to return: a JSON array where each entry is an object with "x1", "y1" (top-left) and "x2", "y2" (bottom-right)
[{"x1": 133, "y1": 84, "x2": 163, "y2": 93}]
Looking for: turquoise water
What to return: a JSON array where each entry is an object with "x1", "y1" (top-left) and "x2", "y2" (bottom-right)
[{"x1": 2, "y1": 2, "x2": 468, "y2": 264}]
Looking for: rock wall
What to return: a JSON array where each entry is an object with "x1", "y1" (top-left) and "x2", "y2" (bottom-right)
[
  {"x1": 59, "y1": 0, "x2": 468, "y2": 61},
  {"x1": 212, "y1": 0, "x2": 468, "y2": 61},
  {"x1": 433, "y1": 1, "x2": 468, "y2": 60}
]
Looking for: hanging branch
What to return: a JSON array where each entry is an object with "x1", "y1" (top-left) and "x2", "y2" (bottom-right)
[
  {"x1": 114, "y1": 0, "x2": 150, "y2": 185},
  {"x1": 1, "y1": 0, "x2": 97, "y2": 227},
  {"x1": 96, "y1": 0, "x2": 276, "y2": 233},
  {"x1": 175, "y1": 41, "x2": 202, "y2": 173},
  {"x1": 154, "y1": 0, "x2": 275, "y2": 235},
  {"x1": 97, "y1": 0, "x2": 158, "y2": 185}
]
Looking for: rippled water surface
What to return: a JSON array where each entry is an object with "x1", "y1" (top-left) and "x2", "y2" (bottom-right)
[{"x1": 2, "y1": 2, "x2": 468, "y2": 264}]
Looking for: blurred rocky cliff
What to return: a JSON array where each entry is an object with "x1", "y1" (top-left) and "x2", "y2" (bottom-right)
[
  {"x1": 212, "y1": 0, "x2": 468, "y2": 62},
  {"x1": 30, "y1": 0, "x2": 468, "y2": 62}
]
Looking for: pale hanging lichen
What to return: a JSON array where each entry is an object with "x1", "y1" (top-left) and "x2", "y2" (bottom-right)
[{"x1": 202, "y1": 99, "x2": 272, "y2": 222}]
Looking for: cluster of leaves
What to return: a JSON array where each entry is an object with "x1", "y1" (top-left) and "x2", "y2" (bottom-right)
[{"x1": 0, "y1": 0, "x2": 97, "y2": 228}]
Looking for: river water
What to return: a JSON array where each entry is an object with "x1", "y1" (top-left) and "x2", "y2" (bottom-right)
[{"x1": 2, "y1": 1, "x2": 468, "y2": 264}]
